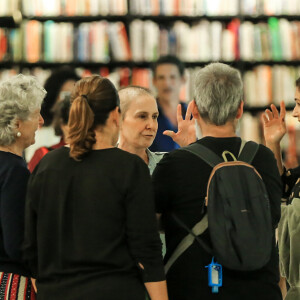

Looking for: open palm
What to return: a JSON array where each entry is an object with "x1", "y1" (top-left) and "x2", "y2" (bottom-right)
[
  {"x1": 262, "y1": 101, "x2": 287, "y2": 144},
  {"x1": 163, "y1": 101, "x2": 196, "y2": 147}
]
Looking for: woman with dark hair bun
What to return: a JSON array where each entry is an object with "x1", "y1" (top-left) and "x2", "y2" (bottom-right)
[
  {"x1": 25, "y1": 67, "x2": 80, "y2": 162},
  {"x1": 28, "y1": 96, "x2": 71, "y2": 172},
  {"x1": 23, "y1": 75, "x2": 168, "y2": 300}
]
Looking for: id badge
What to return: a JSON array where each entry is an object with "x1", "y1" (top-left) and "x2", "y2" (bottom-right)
[{"x1": 205, "y1": 257, "x2": 222, "y2": 293}]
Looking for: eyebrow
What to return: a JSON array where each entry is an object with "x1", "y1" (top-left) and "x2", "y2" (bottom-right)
[{"x1": 135, "y1": 111, "x2": 159, "y2": 114}]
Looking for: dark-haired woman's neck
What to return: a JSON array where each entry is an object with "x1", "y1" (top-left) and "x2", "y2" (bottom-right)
[{"x1": 93, "y1": 128, "x2": 118, "y2": 150}]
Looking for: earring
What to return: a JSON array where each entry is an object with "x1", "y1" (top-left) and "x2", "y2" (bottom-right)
[{"x1": 16, "y1": 132, "x2": 21, "y2": 137}]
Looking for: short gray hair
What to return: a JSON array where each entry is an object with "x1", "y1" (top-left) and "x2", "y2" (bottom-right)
[
  {"x1": 194, "y1": 63, "x2": 243, "y2": 125},
  {"x1": 0, "y1": 74, "x2": 46, "y2": 146},
  {"x1": 118, "y1": 85, "x2": 154, "y2": 119}
]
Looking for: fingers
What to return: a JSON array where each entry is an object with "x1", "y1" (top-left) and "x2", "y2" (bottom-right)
[
  {"x1": 261, "y1": 113, "x2": 269, "y2": 125},
  {"x1": 265, "y1": 109, "x2": 273, "y2": 121},
  {"x1": 280, "y1": 100, "x2": 286, "y2": 120},
  {"x1": 163, "y1": 130, "x2": 176, "y2": 138},
  {"x1": 266, "y1": 102, "x2": 286, "y2": 122},
  {"x1": 177, "y1": 104, "x2": 183, "y2": 123},
  {"x1": 270, "y1": 104, "x2": 279, "y2": 118}
]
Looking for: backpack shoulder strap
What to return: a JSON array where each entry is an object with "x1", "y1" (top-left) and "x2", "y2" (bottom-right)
[
  {"x1": 238, "y1": 140, "x2": 259, "y2": 164},
  {"x1": 165, "y1": 214, "x2": 209, "y2": 274},
  {"x1": 180, "y1": 143, "x2": 223, "y2": 168}
]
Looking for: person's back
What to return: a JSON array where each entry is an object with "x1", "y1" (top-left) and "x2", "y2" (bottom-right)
[
  {"x1": 26, "y1": 146, "x2": 160, "y2": 299},
  {"x1": 23, "y1": 75, "x2": 168, "y2": 300},
  {"x1": 153, "y1": 137, "x2": 282, "y2": 300},
  {"x1": 152, "y1": 63, "x2": 282, "y2": 300}
]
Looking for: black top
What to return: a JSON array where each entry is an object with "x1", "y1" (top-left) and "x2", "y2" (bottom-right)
[
  {"x1": 23, "y1": 147, "x2": 165, "y2": 300},
  {"x1": 0, "y1": 151, "x2": 30, "y2": 277},
  {"x1": 153, "y1": 137, "x2": 282, "y2": 300}
]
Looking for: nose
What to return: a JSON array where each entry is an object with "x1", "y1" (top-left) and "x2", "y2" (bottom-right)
[
  {"x1": 146, "y1": 118, "x2": 157, "y2": 131},
  {"x1": 39, "y1": 114, "x2": 44, "y2": 128},
  {"x1": 292, "y1": 106, "x2": 298, "y2": 118}
]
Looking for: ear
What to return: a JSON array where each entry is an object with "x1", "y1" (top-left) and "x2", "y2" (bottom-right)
[
  {"x1": 236, "y1": 101, "x2": 244, "y2": 120},
  {"x1": 15, "y1": 119, "x2": 22, "y2": 131},
  {"x1": 191, "y1": 100, "x2": 200, "y2": 120},
  {"x1": 111, "y1": 107, "x2": 120, "y2": 128}
]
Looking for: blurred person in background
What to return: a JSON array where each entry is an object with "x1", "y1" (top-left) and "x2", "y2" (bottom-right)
[
  {"x1": 150, "y1": 55, "x2": 187, "y2": 152},
  {"x1": 28, "y1": 96, "x2": 70, "y2": 172},
  {"x1": 25, "y1": 67, "x2": 80, "y2": 161},
  {"x1": 0, "y1": 74, "x2": 45, "y2": 299}
]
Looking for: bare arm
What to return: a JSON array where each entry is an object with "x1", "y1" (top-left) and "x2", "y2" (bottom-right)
[
  {"x1": 278, "y1": 276, "x2": 287, "y2": 299},
  {"x1": 145, "y1": 281, "x2": 168, "y2": 300},
  {"x1": 31, "y1": 278, "x2": 37, "y2": 293},
  {"x1": 262, "y1": 101, "x2": 286, "y2": 175}
]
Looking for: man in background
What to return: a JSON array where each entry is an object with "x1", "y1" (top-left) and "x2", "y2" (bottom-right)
[{"x1": 149, "y1": 55, "x2": 187, "y2": 152}]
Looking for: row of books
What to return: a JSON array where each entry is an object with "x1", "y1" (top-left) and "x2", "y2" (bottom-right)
[
  {"x1": 21, "y1": 0, "x2": 127, "y2": 17},
  {"x1": 2, "y1": 0, "x2": 299, "y2": 17},
  {"x1": 1, "y1": 18, "x2": 300, "y2": 63},
  {"x1": 5, "y1": 20, "x2": 130, "y2": 63},
  {"x1": 129, "y1": 0, "x2": 239, "y2": 16},
  {"x1": 1, "y1": 65, "x2": 298, "y2": 107},
  {"x1": 243, "y1": 65, "x2": 300, "y2": 106},
  {"x1": 0, "y1": 0, "x2": 18, "y2": 17},
  {"x1": 20, "y1": 0, "x2": 300, "y2": 17},
  {"x1": 129, "y1": 0, "x2": 300, "y2": 16},
  {"x1": 241, "y1": 0, "x2": 300, "y2": 15}
]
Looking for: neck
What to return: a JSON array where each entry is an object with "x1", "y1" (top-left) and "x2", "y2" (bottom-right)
[
  {"x1": 93, "y1": 128, "x2": 117, "y2": 150},
  {"x1": 0, "y1": 143, "x2": 23, "y2": 157},
  {"x1": 118, "y1": 140, "x2": 148, "y2": 164},
  {"x1": 198, "y1": 121, "x2": 237, "y2": 138},
  {"x1": 158, "y1": 96, "x2": 179, "y2": 110}
]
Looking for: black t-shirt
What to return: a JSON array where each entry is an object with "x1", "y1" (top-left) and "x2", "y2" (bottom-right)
[
  {"x1": 153, "y1": 137, "x2": 282, "y2": 300},
  {"x1": 0, "y1": 151, "x2": 30, "y2": 277},
  {"x1": 23, "y1": 147, "x2": 165, "y2": 300}
]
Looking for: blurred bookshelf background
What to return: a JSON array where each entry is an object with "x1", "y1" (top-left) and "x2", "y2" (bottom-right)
[{"x1": 1, "y1": 0, "x2": 300, "y2": 167}]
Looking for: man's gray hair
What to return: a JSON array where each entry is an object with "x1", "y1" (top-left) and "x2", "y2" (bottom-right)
[
  {"x1": 0, "y1": 74, "x2": 46, "y2": 146},
  {"x1": 194, "y1": 63, "x2": 243, "y2": 126}
]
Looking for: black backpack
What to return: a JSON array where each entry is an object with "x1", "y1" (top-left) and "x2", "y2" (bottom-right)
[{"x1": 165, "y1": 141, "x2": 273, "y2": 273}]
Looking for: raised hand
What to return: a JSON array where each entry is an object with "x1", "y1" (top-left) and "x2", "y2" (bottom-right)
[
  {"x1": 163, "y1": 101, "x2": 197, "y2": 147},
  {"x1": 262, "y1": 101, "x2": 287, "y2": 145}
]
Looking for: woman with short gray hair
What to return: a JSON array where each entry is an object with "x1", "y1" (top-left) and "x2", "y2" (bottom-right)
[{"x1": 0, "y1": 74, "x2": 45, "y2": 299}]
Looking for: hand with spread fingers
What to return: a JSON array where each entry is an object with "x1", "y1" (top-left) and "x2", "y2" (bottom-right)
[
  {"x1": 262, "y1": 101, "x2": 287, "y2": 145},
  {"x1": 163, "y1": 101, "x2": 197, "y2": 147}
]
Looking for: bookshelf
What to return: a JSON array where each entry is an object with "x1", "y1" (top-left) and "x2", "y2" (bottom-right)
[
  {"x1": 0, "y1": 0, "x2": 300, "y2": 106},
  {"x1": 0, "y1": 0, "x2": 299, "y2": 162}
]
